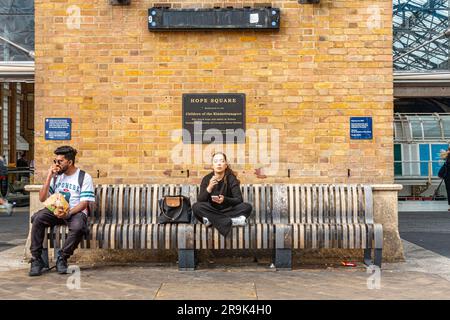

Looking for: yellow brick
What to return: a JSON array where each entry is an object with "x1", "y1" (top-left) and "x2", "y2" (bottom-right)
[
  {"x1": 64, "y1": 97, "x2": 83, "y2": 103},
  {"x1": 33, "y1": 0, "x2": 394, "y2": 185},
  {"x1": 125, "y1": 70, "x2": 144, "y2": 76}
]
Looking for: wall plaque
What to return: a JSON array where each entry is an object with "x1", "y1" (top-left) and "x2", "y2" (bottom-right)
[{"x1": 182, "y1": 93, "x2": 245, "y2": 144}]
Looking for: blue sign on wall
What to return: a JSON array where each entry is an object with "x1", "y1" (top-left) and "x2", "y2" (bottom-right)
[
  {"x1": 350, "y1": 117, "x2": 372, "y2": 140},
  {"x1": 45, "y1": 118, "x2": 72, "y2": 140}
]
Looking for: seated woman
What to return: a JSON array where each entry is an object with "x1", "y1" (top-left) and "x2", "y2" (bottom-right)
[{"x1": 192, "y1": 152, "x2": 252, "y2": 237}]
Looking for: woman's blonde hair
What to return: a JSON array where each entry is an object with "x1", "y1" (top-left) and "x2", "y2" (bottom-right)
[{"x1": 440, "y1": 147, "x2": 450, "y2": 160}]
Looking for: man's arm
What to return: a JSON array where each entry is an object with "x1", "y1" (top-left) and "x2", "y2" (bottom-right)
[
  {"x1": 39, "y1": 164, "x2": 60, "y2": 202},
  {"x1": 68, "y1": 201, "x2": 88, "y2": 216}
]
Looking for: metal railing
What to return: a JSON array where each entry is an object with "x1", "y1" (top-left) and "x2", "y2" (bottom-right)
[
  {"x1": 394, "y1": 159, "x2": 445, "y2": 184},
  {"x1": 394, "y1": 113, "x2": 450, "y2": 143}
]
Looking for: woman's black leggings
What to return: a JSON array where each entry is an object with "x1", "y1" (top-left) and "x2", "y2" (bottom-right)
[
  {"x1": 192, "y1": 202, "x2": 252, "y2": 237},
  {"x1": 445, "y1": 179, "x2": 450, "y2": 205}
]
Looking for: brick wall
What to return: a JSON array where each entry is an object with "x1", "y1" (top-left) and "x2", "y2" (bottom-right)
[{"x1": 34, "y1": 0, "x2": 394, "y2": 185}]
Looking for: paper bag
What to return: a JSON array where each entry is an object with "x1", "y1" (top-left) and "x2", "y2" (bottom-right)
[{"x1": 44, "y1": 193, "x2": 69, "y2": 217}]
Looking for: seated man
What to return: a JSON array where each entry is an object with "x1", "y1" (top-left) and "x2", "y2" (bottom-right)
[{"x1": 29, "y1": 146, "x2": 95, "y2": 276}]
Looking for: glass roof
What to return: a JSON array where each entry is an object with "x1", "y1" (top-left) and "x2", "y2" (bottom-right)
[
  {"x1": 0, "y1": 0, "x2": 34, "y2": 62},
  {"x1": 394, "y1": 0, "x2": 450, "y2": 71}
]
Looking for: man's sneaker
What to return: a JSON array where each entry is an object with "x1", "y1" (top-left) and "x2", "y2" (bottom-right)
[
  {"x1": 56, "y1": 255, "x2": 68, "y2": 274},
  {"x1": 203, "y1": 217, "x2": 212, "y2": 227},
  {"x1": 231, "y1": 215, "x2": 247, "y2": 226},
  {"x1": 29, "y1": 256, "x2": 45, "y2": 277}
]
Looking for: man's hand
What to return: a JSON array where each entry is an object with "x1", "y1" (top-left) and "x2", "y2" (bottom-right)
[
  {"x1": 54, "y1": 207, "x2": 67, "y2": 219},
  {"x1": 47, "y1": 164, "x2": 60, "y2": 178}
]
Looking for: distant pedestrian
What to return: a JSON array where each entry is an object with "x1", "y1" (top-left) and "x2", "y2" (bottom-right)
[
  {"x1": 0, "y1": 156, "x2": 8, "y2": 197},
  {"x1": 439, "y1": 147, "x2": 450, "y2": 212},
  {"x1": 16, "y1": 151, "x2": 28, "y2": 168}
]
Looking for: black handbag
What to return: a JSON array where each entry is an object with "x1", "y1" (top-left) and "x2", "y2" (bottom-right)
[
  {"x1": 438, "y1": 162, "x2": 448, "y2": 179},
  {"x1": 158, "y1": 195, "x2": 192, "y2": 224}
]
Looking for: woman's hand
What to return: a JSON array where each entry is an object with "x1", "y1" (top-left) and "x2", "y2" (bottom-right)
[
  {"x1": 206, "y1": 176, "x2": 219, "y2": 193},
  {"x1": 211, "y1": 195, "x2": 224, "y2": 204}
]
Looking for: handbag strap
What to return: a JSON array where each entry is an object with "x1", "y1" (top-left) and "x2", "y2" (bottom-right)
[
  {"x1": 432, "y1": 179, "x2": 444, "y2": 200},
  {"x1": 159, "y1": 196, "x2": 185, "y2": 221}
]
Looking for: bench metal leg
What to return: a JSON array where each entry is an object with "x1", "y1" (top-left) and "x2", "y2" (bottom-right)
[
  {"x1": 374, "y1": 248, "x2": 382, "y2": 268},
  {"x1": 364, "y1": 248, "x2": 382, "y2": 269},
  {"x1": 275, "y1": 248, "x2": 292, "y2": 270},
  {"x1": 364, "y1": 248, "x2": 372, "y2": 266},
  {"x1": 178, "y1": 249, "x2": 196, "y2": 271}
]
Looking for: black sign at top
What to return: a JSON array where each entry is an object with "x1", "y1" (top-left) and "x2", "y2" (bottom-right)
[{"x1": 182, "y1": 93, "x2": 246, "y2": 144}]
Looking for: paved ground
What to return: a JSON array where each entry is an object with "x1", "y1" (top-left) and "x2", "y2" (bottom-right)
[
  {"x1": 399, "y1": 211, "x2": 450, "y2": 258},
  {"x1": 1, "y1": 207, "x2": 450, "y2": 299},
  {"x1": 0, "y1": 207, "x2": 28, "y2": 253}
]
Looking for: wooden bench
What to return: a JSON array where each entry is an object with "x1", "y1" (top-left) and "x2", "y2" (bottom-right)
[{"x1": 41, "y1": 184, "x2": 382, "y2": 270}]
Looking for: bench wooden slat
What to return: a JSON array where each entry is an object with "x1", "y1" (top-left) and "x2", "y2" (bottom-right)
[
  {"x1": 294, "y1": 185, "x2": 300, "y2": 224},
  {"x1": 334, "y1": 186, "x2": 341, "y2": 225},
  {"x1": 343, "y1": 224, "x2": 348, "y2": 249},
  {"x1": 151, "y1": 185, "x2": 159, "y2": 223},
  {"x1": 272, "y1": 184, "x2": 288, "y2": 224},
  {"x1": 299, "y1": 224, "x2": 305, "y2": 249},
  {"x1": 364, "y1": 185, "x2": 374, "y2": 224},
  {"x1": 306, "y1": 185, "x2": 311, "y2": 224},
  {"x1": 198, "y1": 225, "x2": 204, "y2": 249},
  {"x1": 348, "y1": 224, "x2": 354, "y2": 249},
  {"x1": 339, "y1": 185, "x2": 346, "y2": 225},
  {"x1": 144, "y1": 186, "x2": 150, "y2": 224},
  {"x1": 130, "y1": 186, "x2": 137, "y2": 225},
  {"x1": 261, "y1": 185, "x2": 267, "y2": 223},
  {"x1": 357, "y1": 185, "x2": 364, "y2": 224},
  {"x1": 238, "y1": 226, "x2": 244, "y2": 249},
  {"x1": 244, "y1": 223, "x2": 250, "y2": 249},
  {"x1": 311, "y1": 223, "x2": 317, "y2": 249},
  {"x1": 136, "y1": 186, "x2": 142, "y2": 225},
  {"x1": 323, "y1": 185, "x2": 329, "y2": 224},
  {"x1": 352, "y1": 185, "x2": 358, "y2": 224},
  {"x1": 354, "y1": 224, "x2": 360, "y2": 249},
  {"x1": 145, "y1": 224, "x2": 151, "y2": 249},
  {"x1": 292, "y1": 224, "x2": 298, "y2": 249},
  {"x1": 247, "y1": 185, "x2": 254, "y2": 224},
  {"x1": 346, "y1": 185, "x2": 352, "y2": 225},
  {"x1": 318, "y1": 185, "x2": 324, "y2": 224},
  {"x1": 299, "y1": 185, "x2": 305, "y2": 224},
  {"x1": 123, "y1": 186, "x2": 130, "y2": 224},
  {"x1": 287, "y1": 185, "x2": 293, "y2": 224},
  {"x1": 324, "y1": 223, "x2": 330, "y2": 249},
  {"x1": 312, "y1": 185, "x2": 318, "y2": 224},
  {"x1": 329, "y1": 185, "x2": 335, "y2": 224},
  {"x1": 253, "y1": 185, "x2": 259, "y2": 224}
]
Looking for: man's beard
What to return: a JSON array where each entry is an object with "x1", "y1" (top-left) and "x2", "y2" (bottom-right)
[{"x1": 57, "y1": 166, "x2": 68, "y2": 175}]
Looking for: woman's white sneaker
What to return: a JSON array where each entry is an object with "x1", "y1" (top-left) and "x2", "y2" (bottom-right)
[
  {"x1": 231, "y1": 215, "x2": 247, "y2": 226},
  {"x1": 203, "y1": 217, "x2": 212, "y2": 227}
]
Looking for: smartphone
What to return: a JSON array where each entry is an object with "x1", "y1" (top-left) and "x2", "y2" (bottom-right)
[{"x1": 211, "y1": 195, "x2": 220, "y2": 201}]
